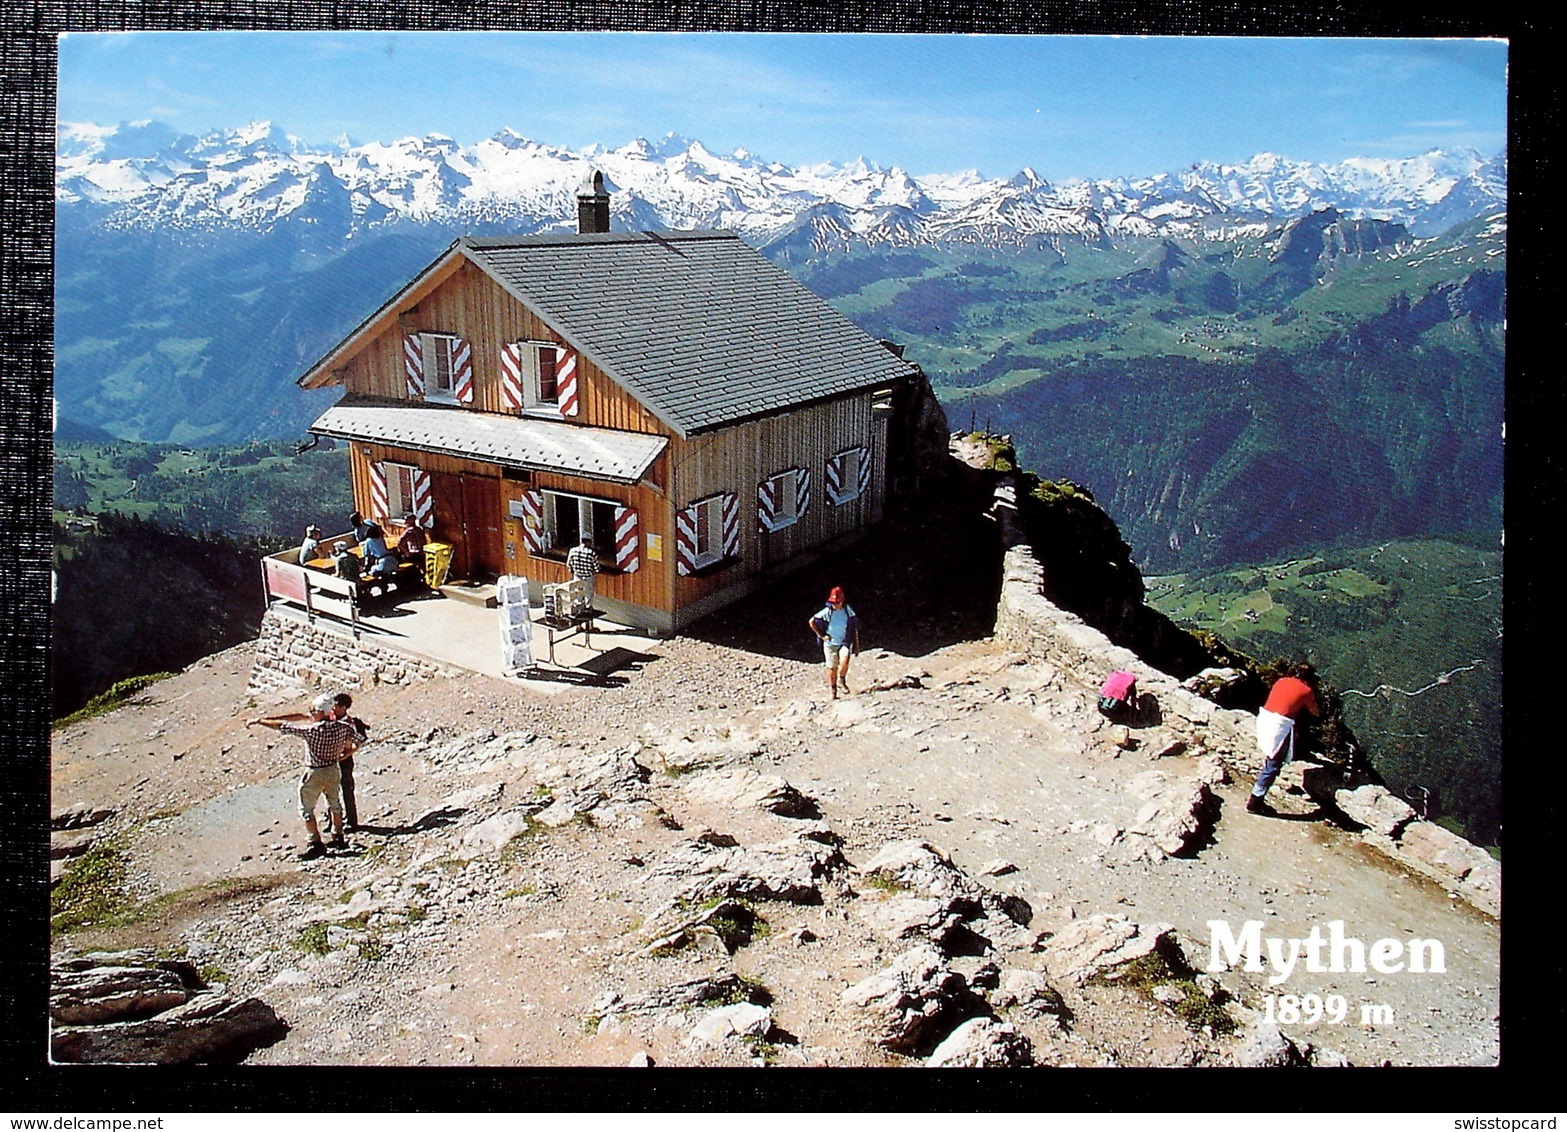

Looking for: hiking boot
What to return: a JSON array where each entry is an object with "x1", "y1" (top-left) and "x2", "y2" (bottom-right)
[
  {"x1": 328, "y1": 835, "x2": 347, "y2": 850},
  {"x1": 299, "y1": 841, "x2": 327, "y2": 861},
  {"x1": 1245, "y1": 795, "x2": 1276, "y2": 815}
]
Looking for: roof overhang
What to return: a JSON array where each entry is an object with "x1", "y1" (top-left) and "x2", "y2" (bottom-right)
[
  {"x1": 309, "y1": 401, "x2": 668, "y2": 485},
  {"x1": 296, "y1": 242, "x2": 468, "y2": 390}
]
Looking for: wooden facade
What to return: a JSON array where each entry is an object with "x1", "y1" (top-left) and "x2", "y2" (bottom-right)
[
  {"x1": 302, "y1": 233, "x2": 913, "y2": 635},
  {"x1": 337, "y1": 265, "x2": 662, "y2": 434}
]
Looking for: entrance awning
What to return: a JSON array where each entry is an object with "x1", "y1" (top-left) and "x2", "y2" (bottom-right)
[{"x1": 310, "y1": 400, "x2": 668, "y2": 484}]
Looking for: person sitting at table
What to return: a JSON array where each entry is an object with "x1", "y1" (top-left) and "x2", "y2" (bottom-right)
[
  {"x1": 350, "y1": 510, "x2": 374, "y2": 543},
  {"x1": 396, "y1": 515, "x2": 429, "y2": 587},
  {"x1": 361, "y1": 523, "x2": 400, "y2": 579},
  {"x1": 333, "y1": 541, "x2": 361, "y2": 580},
  {"x1": 299, "y1": 524, "x2": 323, "y2": 565}
]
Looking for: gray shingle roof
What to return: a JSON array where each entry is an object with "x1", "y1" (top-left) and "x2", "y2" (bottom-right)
[
  {"x1": 459, "y1": 232, "x2": 915, "y2": 437},
  {"x1": 311, "y1": 399, "x2": 667, "y2": 484}
]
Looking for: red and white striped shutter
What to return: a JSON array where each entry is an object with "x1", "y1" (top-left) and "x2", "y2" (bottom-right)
[
  {"x1": 675, "y1": 502, "x2": 699, "y2": 576},
  {"x1": 452, "y1": 336, "x2": 474, "y2": 403},
  {"x1": 826, "y1": 452, "x2": 847, "y2": 505},
  {"x1": 411, "y1": 467, "x2": 434, "y2": 528},
  {"x1": 369, "y1": 461, "x2": 390, "y2": 524},
  {"x1": 612, "y1": 505, "x2": 639, "y2": 573},
  {"x1": 721, "y1": 492, "x2": 740, "y2": 559},
  {"x1": 855, "y1": 445, "x2": 871, "y2": 498},
  {"x1": 402, "y1": 330, "x2": 425, "y2": 398},
  {"x1": 757, "y1": 476, "x2": 777, "y2": 533},
  {"x1": 499, "y1": 342, "x2": 525, "y2": 411},
  {"x1": 519, "y1": 487, "x2": 548, "y2": 555},
  {"x1": 796, "y1": 466, "x2": 812, "y2": 517},
  {"x1": 556, "y1": 345, "x2": 579, "y2": 417}
]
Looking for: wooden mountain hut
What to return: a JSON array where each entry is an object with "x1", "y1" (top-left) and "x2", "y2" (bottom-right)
[{"x1": 291, "y1": 172, "x2": 920, "y2": 634}]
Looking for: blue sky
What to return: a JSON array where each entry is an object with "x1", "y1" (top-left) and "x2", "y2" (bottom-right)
[{"x1": 57, "y1": 32, "x2": 1508, "y2": 180}]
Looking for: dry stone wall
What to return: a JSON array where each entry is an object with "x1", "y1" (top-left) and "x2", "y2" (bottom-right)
[
  {"x1": 247, "y1": 609, "x2": 458, "y2": 697},
  {"x1": 988, "y1": 473, "x2": 1499, "y2": 918},
  {"x1": 989, "y1": 480, "x2": 1256, "y2": 771}
]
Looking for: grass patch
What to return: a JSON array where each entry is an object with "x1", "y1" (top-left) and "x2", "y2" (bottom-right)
[
  {"x1": 706, "y1": 973, "x2": 773, "y2": 1008},
  {"x1": 1091, "y1": 951, "x2": 1235, "y2": 1035},
  {"x1": 50, "y1": 841, "x2": 132, "y2": 934},
  {"x1": 862, "y1": 871, "x2": 912, "y2": 896},
  {"x1": 706, "y1": 905, "x2": 769, "y2": 952},
  {"x1": 742, "y1": 1034, "x2": 780, "y2": 1065},
  {"x1": 53, "y1": 841, "x2": 293, "y2": 939},
  {"x1": 55, "y1": 672, "x2": 177, "y2": 728},
  {"x1": 293, "y1": 922, "x2": 332, "y2": 957},
  {"x1": 293, "y1": 911, "x2": 387, "y2": 960},
  {"x1": 498, "y1": 818, "x2": 547, "y2": 863}
]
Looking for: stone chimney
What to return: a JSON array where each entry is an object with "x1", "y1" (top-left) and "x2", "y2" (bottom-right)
[{"x1": 576, "y1": 169, "x2": 610, "y2": 234}]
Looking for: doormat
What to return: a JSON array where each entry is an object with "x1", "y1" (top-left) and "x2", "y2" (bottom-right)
[{"x1": 576, "y1": 647, "x2": 653, "y2": 676}]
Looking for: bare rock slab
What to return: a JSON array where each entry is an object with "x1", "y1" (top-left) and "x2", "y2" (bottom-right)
[
  {"x1": 840, "y1": 945, "x2": 976, "y2": 1053},
  {"x1": 1335, "y1": 784, "x2": 1418, "y2": 838},
  {"x1": 689, "y1": 1003, "x2": 773, "y2": 1047},
  {"x1": 925, "y1": 1016, "x2": 1035, "y2": 1067},
  {"x1": 51, "y1": 993, "x2": 287, "y2": 1065},
  {"x1": 1042, "y1": 913, "x2": 1176, "y2": 987}
]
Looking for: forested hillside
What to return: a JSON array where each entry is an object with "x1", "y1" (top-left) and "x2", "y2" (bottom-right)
[
  {"x1": 1148, "y1": 537, "x2": 1502, "y2": 846},
  {"x1": 52, "y1": 514, "x2": 267, "y2": 719},
  {"x1": 800, "y1": 213, "x2": 1504, "y2": 576},
  {"x1": 52, "y1": 440, "x2": 352, "y2": 719}
]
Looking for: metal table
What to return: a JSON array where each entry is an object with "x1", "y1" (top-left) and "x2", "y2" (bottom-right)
[{"x1": 536, "y1": 608, "x2": 601, "y2": 664}]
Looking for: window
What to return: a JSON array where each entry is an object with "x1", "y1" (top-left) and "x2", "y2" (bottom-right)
[
  {"x1": 827, "y1": 446, "x2": 868, "y2": 505},
  {"x1": 512, "y1": 343, "x2": 559, "y2": 410},
  {"x1": 691, "y1": 496, "x2": 726, "y2": 569},
  {"x1": 422, "y1": 334, "x2": 458, "y2": 402},
  {"x1": 384, "y1": 462, "x2": 418, "y2": 519},
  {"x1": 759, "y1": 468, "x2": 805, "y2": 531},
  {"x1": 542, "y1": 489, "x2": 618, "y2": 557},
  {"x1": 506, "y1": 341, "x2": 572, "y2": 413},
  {"x1": 678, "y1": 492, "x2": 737, "y2": 575},
  {"x1": 533, "y1": 346, "x2": 559, "y2": 407}
]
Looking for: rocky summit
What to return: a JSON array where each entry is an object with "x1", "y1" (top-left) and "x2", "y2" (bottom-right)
[{"x1": 49, "y1": 548, "x2": 1500, "y2": 1069}]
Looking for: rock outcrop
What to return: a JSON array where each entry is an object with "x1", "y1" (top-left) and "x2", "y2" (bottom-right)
[{"x1": 50, "y1": 952, "x2": 286, "y2": 1064}]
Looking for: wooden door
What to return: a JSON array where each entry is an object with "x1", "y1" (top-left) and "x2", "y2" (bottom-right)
[{"x1": 431, "y1": 471, "x2": 504, "y2": 581}]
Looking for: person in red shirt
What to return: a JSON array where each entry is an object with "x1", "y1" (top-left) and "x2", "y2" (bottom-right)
[{"x1": 1248, "y1": 663, "x2": 1321, "y2": 815}]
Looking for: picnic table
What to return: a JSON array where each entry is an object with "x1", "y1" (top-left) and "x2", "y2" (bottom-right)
[{"x1": 304, "y1": 541, "x2": 451, "y2": 600}]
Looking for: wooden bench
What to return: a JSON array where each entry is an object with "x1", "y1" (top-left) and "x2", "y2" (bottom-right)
[
  {"x1": 355, "y1": 561, "x2": 424, "y2": 601},
  {"x1": 261, "y1": 555, "x2": 363, "y2": 638},
  {"x1": 264, "y1": 533, "x2": 438, "y2": 635}
]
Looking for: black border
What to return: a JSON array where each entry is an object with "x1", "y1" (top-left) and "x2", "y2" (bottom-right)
[{"x1": 4, "y1": 0, "x2": 1550, "y2": 1114}]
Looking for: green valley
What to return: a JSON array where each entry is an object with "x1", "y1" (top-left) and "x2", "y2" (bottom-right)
[{"x1": 1147, "y1": 537, "x2": 1501, "y2": 847}]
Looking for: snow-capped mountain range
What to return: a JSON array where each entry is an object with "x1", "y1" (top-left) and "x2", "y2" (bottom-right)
[{"x1": 57, "y1": 120, "x2": 1506, "y2": 246}]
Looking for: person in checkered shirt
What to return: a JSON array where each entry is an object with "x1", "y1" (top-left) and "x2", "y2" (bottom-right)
[
  {"x1": 249, "y1": 692, "x2": 360, "y2": 860},
  {"x1": 566, "y1": 536, "x2": 601, "y2": 614}
]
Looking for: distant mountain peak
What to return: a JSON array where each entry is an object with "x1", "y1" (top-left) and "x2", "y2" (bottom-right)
[{"x1": 54, "y1": 119, "x2": 1506, "y2": 245}]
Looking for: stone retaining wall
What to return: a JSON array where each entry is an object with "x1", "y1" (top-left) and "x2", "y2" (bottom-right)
[
  {"x1": 989, "y1": 480, "x2": 1257, "y2": 770},
  {"x1": 247, "y1": 609, "x2": 458, "y2": 698},
  {"x1": 987, "y1": 474, "x2": 1499, "y2": 918}
]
